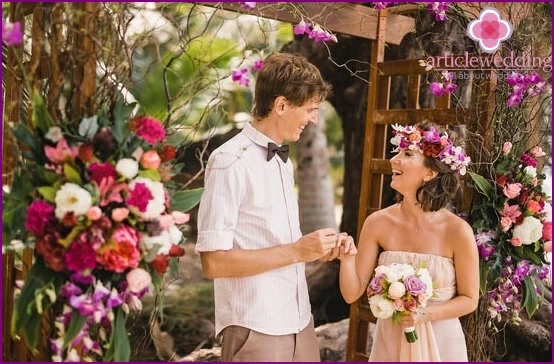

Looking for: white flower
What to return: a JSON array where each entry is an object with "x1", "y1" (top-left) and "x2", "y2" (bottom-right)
[
  {"x1": 45, "y1": 126, "x2": 63, "y2": 143},
  {"x1": 388, "y1": 281, "x2": 406, "y2": 299},
  {"x1": 168, "y1": 224, "x2": 183, "y2": 245},
  {"x1": 384, "y1": 263, "x2": 415, "y2": 282},
  {"x1": 141, "y1": 231, "x2": 171, "y2": 255},
  {"x1": 512, "y1": 216, "x2": 543, "y2": 245},
  {"x1": 416, "y1": 268, "x2": 434, "y2": 297},
  {"x1": 55, "y1": 183, "x2": 92, "y2": 219},
  {"x1": 523, "y1": 166, "x2": 537, "y2": 178},
  {"x1": 78, "y1": 115, "x2": 99, "y2": 139},
  {"x1": 129, "y1": 177, "x2": 166, "y2": 219},
  {"x1": 374, "y1": 264, "x2": 390, "y2": 277},
  {"x1": 369, "y1": 295, "x2": 395, "y2": 319},
  {"x1": 116, "y1": 158, "x2": 139, "y2": 179}
]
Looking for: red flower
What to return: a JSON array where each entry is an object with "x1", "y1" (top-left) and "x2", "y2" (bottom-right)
[
  {"x1": 36, "y1": 233, "x2": 66, "y2": 272},
  {"x1": 496, "y1": 174, "x2": 507, "y2": 187},
  {"x1": 421, "y1": 142, "x2": 443, "y2": 157},
  {"x1": 151, "y1": 254, "x2": 170, "y2": 275},
  {"x1": 78, "y1": 143, "x2": 94, "y2": 162},
  {"x1": 168, "y1": 244, "x2": 186, "y2": 257},
  {"x1": 65, "y1": 234, "x2": 96, "y2": 272},
  {"x1": 159, "y1": 145, "x2": 177, "y2": 162}
]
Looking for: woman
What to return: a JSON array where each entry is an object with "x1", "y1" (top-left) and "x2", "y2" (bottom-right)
[{"x1": 338, "y1": 122, "x2": 479, "y2": 361}]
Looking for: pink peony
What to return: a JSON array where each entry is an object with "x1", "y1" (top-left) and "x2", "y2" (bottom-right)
[
  {"x1": 88, "y1": 162, "x2": 116, "y2": 185},
  {"x1": 543, "y1": 221, "x2": 552, "y2": 241},
  {"x1": 112, "y1": 225, "x2": 140, "y2": 247},
  {"x1": 126, "y1": 182, "x2": 153, "y2": 213},
  {"x1": 25, "y1": 200, "x2": 55, "y2": 236},
  {"x1": 140, "y1": 150, "x2": 161, "y2": 170},
  {"x1": 65, "y1": 234, "x2": 96, "y2": 272},
  {"x1": 135, "y1": 117, "x2": 166, "y2": 145},
  {"x1": 96, "y1": 226, "x2": 140, "y2": 273},
  {"x1": 126, "y1": 268, "x2": 152, "y2": 293},
  {"x1": 503, "y1": 183, "x2": 523, "y2": 199}
]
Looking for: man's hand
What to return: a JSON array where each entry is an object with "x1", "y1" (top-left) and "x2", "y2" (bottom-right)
[
  {"x1": 295, "y1": 228, "x2": 338, "y2": 262},
  {"x1": 320, "y1": 232, "x2": 357, "y2": 261}
]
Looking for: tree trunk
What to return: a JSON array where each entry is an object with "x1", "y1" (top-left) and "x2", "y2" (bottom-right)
[{"x1": 297, "y1": 105, "x2": 337, "y2": 234}]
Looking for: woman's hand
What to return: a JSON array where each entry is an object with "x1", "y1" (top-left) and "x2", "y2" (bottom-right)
[
  {"x1": 400, "y1": 310, "x2": 426, "y2": 328},
  {"x1": 337, "y1": 234, "x2": 357, "y2": 261}
]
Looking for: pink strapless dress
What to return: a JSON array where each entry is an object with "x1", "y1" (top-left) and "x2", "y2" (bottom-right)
[{"x1": 368, "y1": 251, "x2": 468, "y2": 362}]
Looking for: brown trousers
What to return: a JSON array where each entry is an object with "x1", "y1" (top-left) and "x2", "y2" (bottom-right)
[{"x1": 220, "y1": 318, "x2": 320, "y2": 362}]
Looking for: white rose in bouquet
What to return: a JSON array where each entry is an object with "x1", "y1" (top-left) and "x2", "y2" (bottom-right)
[
  {"x1": 385, "y1": 263, "x2": 415, "y2": 282},
  {"x1": 369, "y1": 295, "x2": 395, "y2": 319}
]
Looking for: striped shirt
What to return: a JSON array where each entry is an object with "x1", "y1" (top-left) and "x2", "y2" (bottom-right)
[{"x1": 196, "y1": 122, "x2": 311, "y2": 337}]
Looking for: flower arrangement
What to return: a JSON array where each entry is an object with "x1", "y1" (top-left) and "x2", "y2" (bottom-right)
[
  {"x1": 2, "y1": 93, "x2": 203, "y2": 361},
  {"x1": 469, "y1": 143, "x2": 551, "y2": 328},
  {"x1": 367, "y1": 263, "x2": 435, "y2": 343},
  {"x1": 390, "y1": 124, "x2": 471, "y2": 175}
]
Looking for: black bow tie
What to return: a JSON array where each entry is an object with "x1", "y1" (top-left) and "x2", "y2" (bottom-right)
[{"x1": 267, "y1": 142, "x2": 289, "y2": 162}]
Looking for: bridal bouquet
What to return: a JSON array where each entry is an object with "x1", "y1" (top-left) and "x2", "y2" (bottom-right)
[
  {"x1": 2, "y1": 93, "x2": 202, "y2": 361},
  {"x1": 367, "y1": 262, "x2": 434, "y2": 343}
]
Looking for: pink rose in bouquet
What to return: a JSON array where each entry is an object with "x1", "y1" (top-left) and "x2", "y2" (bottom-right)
[{"x1": 367, "y1": 262, "x2": 434, "y2": 343}]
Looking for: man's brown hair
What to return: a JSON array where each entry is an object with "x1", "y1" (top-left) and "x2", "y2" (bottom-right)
[{"x1": 252, "y1": 52, "x2": 331, "y2": 120}]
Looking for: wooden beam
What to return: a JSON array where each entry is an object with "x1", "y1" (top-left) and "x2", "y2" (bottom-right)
[
  {"x1": 373, "y1": 108, "x2": 469, "y2": 125},
  {"x1": 198, "y1": 2, "x2": 415, "y2": 45}
]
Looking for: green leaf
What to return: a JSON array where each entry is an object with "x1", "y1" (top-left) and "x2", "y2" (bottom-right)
[
  {"x1": 170, "y1": 257, "x2": 179, "y2": 278},
  {"x1": 37, "y1": 186, "x2": 57, "y2": 203},
  {"x1": 12, "y1": 123, "x2": 44, "y2": 161},
  {"x1": 63, "y1": 312, "x2": 87, "y2": 348},
  {"x1": 63, "y1": 164, "x2": 83, "y2": 184},
  {"x1": 468, "y1": 171, "x2": 493, "y2": 199},
  {"x1": 522, "y1": 276, "x2": 539, "y2": 318},
  {"x1": 31, "y1": 90, "x2": 55, "y2": 134},
  {"x1": 12, "y1": 257, "x2": 64, "y2": 350},
  {"x1": 113, "y1": 308, "x2": 131, "y2": 361},
  {"x1": 170, "y1": 188, "x2": 204, "y2": 212},
  {"x1": 137, "y1": 169, "x2": 161, "y2": 182}
]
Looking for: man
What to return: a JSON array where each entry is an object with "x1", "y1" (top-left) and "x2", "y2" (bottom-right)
[{"x1": 196, "y1": 52, "x2": 340, "y2": 361}]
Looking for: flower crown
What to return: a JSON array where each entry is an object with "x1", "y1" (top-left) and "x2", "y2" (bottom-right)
[{"x1": 390, "y1": 124, "x2": 471, "y2": 176}]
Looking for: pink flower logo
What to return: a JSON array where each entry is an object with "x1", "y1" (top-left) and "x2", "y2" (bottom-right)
[{"x1": 467, "y1": 8, "x2": 512, "y2": 53}]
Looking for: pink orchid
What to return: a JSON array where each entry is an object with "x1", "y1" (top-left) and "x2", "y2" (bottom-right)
[
  {"x1": 44, "y1": 138, "x2": 79, "y2": 164},
  {"x1": 231, "y1": 68, "x2": 250, "y2": 87},
  {"x1": 500, "y1": 202, "x2": 522, "y2": 223}
]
